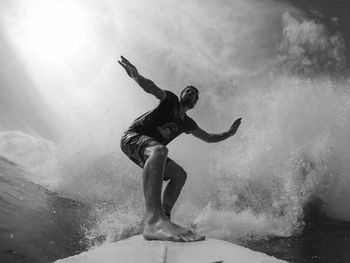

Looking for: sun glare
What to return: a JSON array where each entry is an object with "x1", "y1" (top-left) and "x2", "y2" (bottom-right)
[{"x1": 24, "y1": 0, "x2": 88, "y2": 61}]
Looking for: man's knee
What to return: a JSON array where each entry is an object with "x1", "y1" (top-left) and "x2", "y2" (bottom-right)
[
  {"x1": 172, "y1": 167, "x2": 187, "y2": 186},
  {"x1": 178, "y1": 169, "x2": 187, "y2": 186},
  {"x1": 148, "y1": 145, "x2": 168, "y2": 158}
]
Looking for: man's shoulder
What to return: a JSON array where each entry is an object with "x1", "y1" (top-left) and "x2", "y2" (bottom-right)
[
  {"x1": 184, "y1": 114, "x2": 196, "y2": 123},
  {"x1": 163, "y1": 90, "x2": 179, "y2": 103},
  {"x1": 164, "y1": 90, "x2": 178, "y2": 98},
  {"x1": 183, "y1": 115, "x2": 199, "y2": 133}
]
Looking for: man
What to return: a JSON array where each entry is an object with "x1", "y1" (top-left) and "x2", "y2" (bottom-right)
[{"x1": 118, "y1": 56, "x2": 242, "y2": 242}]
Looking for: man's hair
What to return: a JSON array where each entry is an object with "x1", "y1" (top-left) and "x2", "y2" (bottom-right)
[{"x1": 180, "y1": 85, "x2": 200, "y2": 104}]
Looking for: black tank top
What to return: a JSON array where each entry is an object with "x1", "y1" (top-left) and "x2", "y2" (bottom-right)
[{"x1": 128, "y1": 90, "x2": 199, "y2": 145}]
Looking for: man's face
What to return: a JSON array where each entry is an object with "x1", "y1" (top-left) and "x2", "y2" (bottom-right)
[{"x1": 180, "y1": 87, "x2": 197, "y2": 108}]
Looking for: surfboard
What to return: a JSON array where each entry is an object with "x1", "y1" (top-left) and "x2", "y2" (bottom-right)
[{"x1": 54, "y1": 234, "x2": 288, "y2": 263}]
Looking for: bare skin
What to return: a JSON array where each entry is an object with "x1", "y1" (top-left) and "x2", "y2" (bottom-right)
[
  {"x1": 118, "y1": 55, "x2": 241, "y2": 242},
  {"x1": 162, "y1": 160, "x2": 187, "y2": 218},
  {"x1": 142, "y1": 144, "x2": 204, "y2": 242}
]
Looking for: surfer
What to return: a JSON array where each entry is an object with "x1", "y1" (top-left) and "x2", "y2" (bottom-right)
[{"x1": 118, "y1": 56, "x2": 242, "y2": 242}]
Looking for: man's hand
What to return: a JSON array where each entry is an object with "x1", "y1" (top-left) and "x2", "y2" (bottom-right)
[
  {"x1": 118, "y1": 55, "x2": 139, "y2": 79},
  {"x1": 228, "y1": 117, "x2": 242, "y2": 136}
]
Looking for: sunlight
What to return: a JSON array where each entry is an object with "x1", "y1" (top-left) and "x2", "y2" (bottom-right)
[
  {"x1": 23, "y1": 0, "x2": 88, "y2": 61},
  {"x1": 0, "y1": 0, "x2": 103, "y2": 134}
]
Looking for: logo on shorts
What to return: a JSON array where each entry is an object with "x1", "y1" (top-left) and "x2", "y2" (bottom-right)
[{"x1": 157, "y1": 122, "x2": 178, "y2": 139}]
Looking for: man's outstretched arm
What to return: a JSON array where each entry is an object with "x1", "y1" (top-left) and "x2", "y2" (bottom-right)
[
  {"x1": 118, "y1": 55, "x2": 166, "y2": 101},
  {"x1": 191, "y1": 117, "x2": 242, "y2": 143}
]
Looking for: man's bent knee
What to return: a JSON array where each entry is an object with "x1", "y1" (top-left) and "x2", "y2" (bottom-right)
[
  {"x1": 145, "y1": 145, "x2": 168, "y2": 159},
  {"x1": 178, "y1": 170, "x2": 187, "y2": 186},
  {"x1": 152, "y1": 145, "x2": 168, "y2": 157}
]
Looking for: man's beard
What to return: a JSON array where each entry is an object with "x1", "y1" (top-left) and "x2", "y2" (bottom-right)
[{"x1": 180, "y1": 97, "x2": 195, "y2": 109}]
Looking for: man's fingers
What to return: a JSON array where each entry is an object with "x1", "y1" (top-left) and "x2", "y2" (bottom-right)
[
  {"x1": 121, "y1": 55, "x2": 133, "y2": 66},
  {"x1": 118, "y1": 60, "x2": 126, "y2": 68},
  {"x1": 118, "y1": 61, "x2": 130, "y2": 73},
  {"x1": 234, "y1": 118, "x2": 242, "y2": 125},
  {"x1": 230, "y1": 118, "x2": 242, "y2": 130},
  {"x1": 118, "y1": 60, "x2": 133, "y2": 77}
]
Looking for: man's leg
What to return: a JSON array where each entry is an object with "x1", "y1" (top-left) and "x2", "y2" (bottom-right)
[
  {"x1": 141, "y1": 145, "x2": 204, "y2": 242},
  {"x1": 162, "y1": 160, "x2": 187, "y2": 218},
  {"x1": 142, "y1": 145, "x2": 168, "y2": 223}
]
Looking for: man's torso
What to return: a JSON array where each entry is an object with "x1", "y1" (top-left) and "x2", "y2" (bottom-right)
[{"x1": 127, "y1": 90, "x2": 198, "y2": 145}]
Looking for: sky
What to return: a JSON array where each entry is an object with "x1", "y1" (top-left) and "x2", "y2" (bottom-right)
[{"x1": 0, "y1": 0, "x2": 349, "y2": 156}]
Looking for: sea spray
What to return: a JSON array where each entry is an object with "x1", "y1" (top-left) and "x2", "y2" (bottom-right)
[
  {"x1": 2, "y1": 75, "x2": 350, "y2": 246},
  {"x1": 2, "y1": 76, "x2": 350, "y2": 244},
  {"x1": 0, "y1": 131, "x2": 58, "y2": 186},
  {"x1": 1, "y1": 8, "x2": 350, "y2": 245},
  {"x1": 0, "y1": 130, "x2": 145, "y2": 245},
  {"x1": 171, "y1": 77, "x2": 350, "y2": 242}
]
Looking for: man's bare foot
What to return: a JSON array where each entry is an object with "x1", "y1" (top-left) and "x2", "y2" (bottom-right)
[{"x1": 143, "y1": 217, "x2": 205, "y2": 242}]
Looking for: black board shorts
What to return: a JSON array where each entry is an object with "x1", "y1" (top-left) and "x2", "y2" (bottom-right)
[{"x1": 120, "y1": 131, "x2": 172, "y2": 169}]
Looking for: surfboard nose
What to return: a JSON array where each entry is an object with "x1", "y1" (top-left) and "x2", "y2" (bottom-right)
[{"x1": 53, "y1": 234, "x2": 289, "y2": 263}]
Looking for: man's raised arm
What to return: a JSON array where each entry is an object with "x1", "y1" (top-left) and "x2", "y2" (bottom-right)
[
  {"x1": 191, "y1": 117, "x2": 242, "y2": 143},
  {"x1": 118, "y1": 55, "x2": 166, "y2": 101}
]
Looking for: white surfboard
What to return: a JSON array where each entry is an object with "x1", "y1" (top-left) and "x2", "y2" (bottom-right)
[{"x1": 54, "y1": 235, "x2": 288, "y2": 263}]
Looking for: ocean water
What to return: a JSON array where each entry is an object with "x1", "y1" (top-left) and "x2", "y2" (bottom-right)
[
  {"x1": 0, "y1": 157, "x2": 90, "y2": 263},
  {"x1": 1, "y1": 80, "x2": 350, "y2": 263},
  {"x1": 1, "y1": 85, "x2": 350, "y2": 263},
  {"x1": 249, "y1": 201, "x2": 350, "y2": 263},
  {"x1": 1, "y1": 157, "x2": 350, "y2": 263},
  {"x1": 2, "y1": 1, "x2": 350, "y2": 262}
]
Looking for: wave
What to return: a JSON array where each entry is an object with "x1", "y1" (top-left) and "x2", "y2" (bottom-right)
[
  {"x1": 2, "y1": 77, "x2": 350, "y2": 248},
  {"x1": 0, "y1": 157, "x2": 92, "y2": 262}
]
